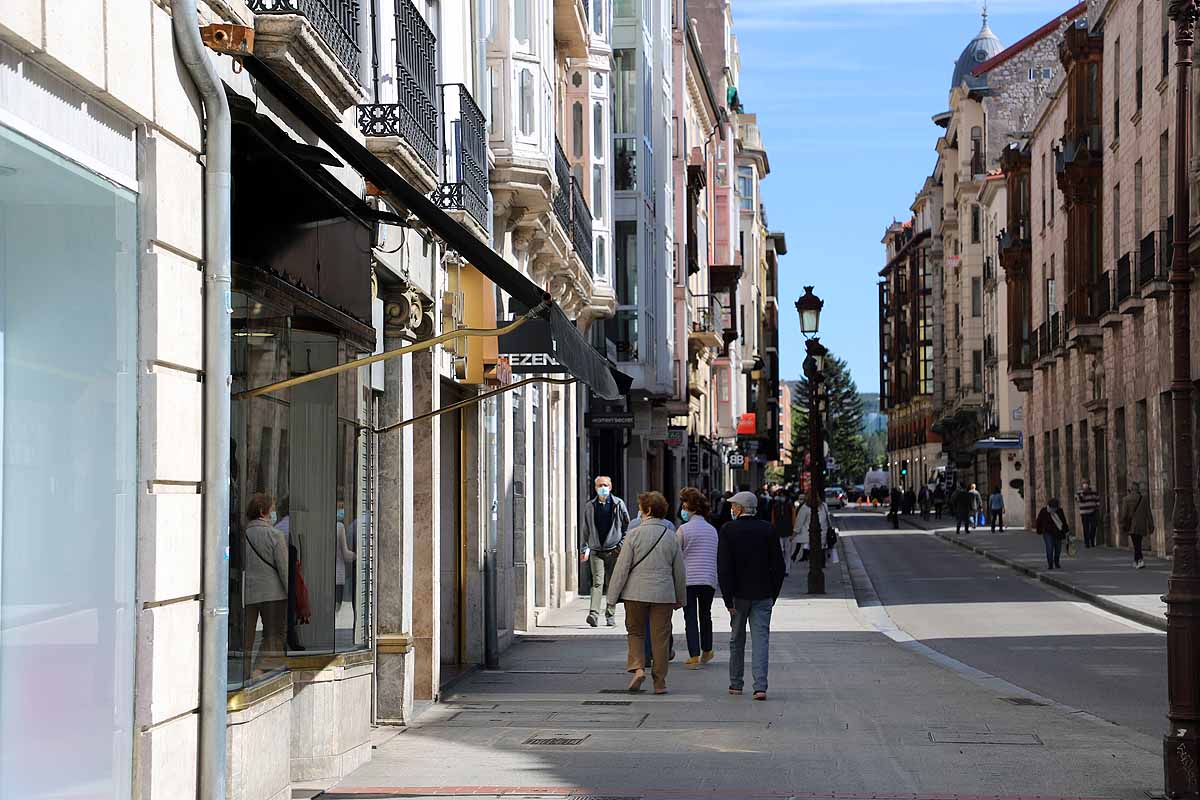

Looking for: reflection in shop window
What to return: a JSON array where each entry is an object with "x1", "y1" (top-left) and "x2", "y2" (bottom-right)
[{"x1": 229, "y1": 291, "x2": 373, "y2": 690}]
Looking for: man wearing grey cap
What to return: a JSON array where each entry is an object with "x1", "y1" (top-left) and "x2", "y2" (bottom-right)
[{"x1": 717, "y1": 491, "x2": 785, "y2": 701}]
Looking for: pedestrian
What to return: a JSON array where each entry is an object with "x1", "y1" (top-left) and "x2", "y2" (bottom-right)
[
  {"x1": 677, "y1": 487, "x2": 718, "y2": 669},
  {"x1": 904, "y1": 487, "x2": 917, "y2": 516},
  {"x1": 918, "y1": 485, "x2": 932, "y2": 520},
  {"x1": 793, "y1": 493, "x2": 833, "y2": 565},
  {"x1": 771, "y1": 488, "x2": 795, "y2": 575},
  {"x1": 952, "y1": 483, "x2": 973, "y2": 534},
  {"x1": 933, "y1": 484, "x2": 946, "y2": 519},
  {"x1": 1118, "y1": 482, "x2": 1153, "y2": 569},
  {"x1": 580, "y1": 475, "x2": 632, "y2": 627},
  {"x1": 1036, "y1": 497, "x2": 1069, "y2": 570},
  {"x1": 1076, "y1": 479, "x2": 1101, "y2": 548},
  {"x1": 968, "y1": 483, "x2": 984, "y2": 529},
  {"x1": 714, "y1": 490, "x2": 735, "y2": 529},
  {"x1": 718, "y1": 491, "x2": 785, "y2": 701},
  {"x1": 756, "y1": 484, "x2": 773, "y2": 521},
  {"x1": 242, "y1": 493, "x2": 290, "y2": 677},
  {"x1": 989, "y1": 486, "x2": 1005, "y2": 532},
  {"x1": 606, "y1": 491, "x2": 686, "y2": 694},
  {"x1": 888, "y1": 486, "x2": 902, "y2": 529},
  {"x1": 334, "y1": 493, "x2": 356, "y2": 618}
]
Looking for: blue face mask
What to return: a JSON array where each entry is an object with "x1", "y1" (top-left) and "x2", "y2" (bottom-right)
[
  {"x1": 336, "y1": 508, "x2": 346, "y2": 522},
  {"x1": 269, "y1": 510, "x2": 278, "y2": 524},
  {"x1": 680, "y1": 509, "x2": 691, "y2": 522},
  {"x1": 597, "y1": 487, "x2": 610, "y2": 499}
]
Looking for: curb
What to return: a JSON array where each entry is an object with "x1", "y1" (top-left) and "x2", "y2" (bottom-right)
[{"x1": 923, "y1": 524, "x2": 1168, "y2": 633}]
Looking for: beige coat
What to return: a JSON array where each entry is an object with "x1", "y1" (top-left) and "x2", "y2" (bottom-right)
[
  {"x1": 606, "y1": 519, "x2": 687, "y2": 607},
  {"x1": 243, "y1": 518, "x2": 289, "y2": 605},
  {"x1": 1119, "y1": 490, "x2": 1154, "y2": 538}
]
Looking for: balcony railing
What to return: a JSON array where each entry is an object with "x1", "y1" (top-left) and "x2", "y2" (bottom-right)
[
  {"x1": 1092, "y1": 271, "x2": 1114, "y2": 317},
  {"x1": 356, "y1": 0, "x2": 438, "y2": 171},
  {"x1": 432, "y1": 84, "x2": 488, "y2": 227},
  {"x1": 250, "y1": 0, "x2": 361, "y2": 76},
  {"x1": 1010, "y1": 329, "x2": 1032, "y2": 368},
  {"x1": 1116, "y1": 254, "x2": 1134, "y2": 303},
  {"x1": 1037, "y1": 321, "x2": 1049, "y2": 360},
  {"x1": 1056, "y1": 125, "x2": 1103, "y2": 174},
  {"x1": 569, "y1": 176, "x2": 593, "y2": 273},
  {"x1": 553, "y1": 138, "x2": 571, "y2": 232},
  {"x1": 1138, "y1": 230, "x2": 1163, "y2": 285},
  {"x1": 1163, "y1": 215, "x2": 1176, "y2": 274},
  {"x1": 984, "y1": 334, "x2": 996, "y2": 363}
]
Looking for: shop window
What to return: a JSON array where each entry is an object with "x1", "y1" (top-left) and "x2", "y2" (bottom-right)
[
  {"x1": 230, "y1": 293, "x2": 373, "y2": 689},
  {"x1": 0, "y1": 123, "x2": 137, "y2": 799},
  {"x1": 519, "y1": 68, "x2": 535, "y2": 136}
]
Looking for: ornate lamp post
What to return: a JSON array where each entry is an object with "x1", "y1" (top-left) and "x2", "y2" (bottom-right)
[
  {"x1": 797, "y1": 287, "x2": 828, "y2": 595},
  {"x1": 1165, "y1": 4, "x2": 1200, "y2": 797}
]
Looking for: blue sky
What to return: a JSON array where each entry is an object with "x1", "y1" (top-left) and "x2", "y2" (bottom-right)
[{"x1": 735, "y1": 0, "x2": 1076, "y2": 392}]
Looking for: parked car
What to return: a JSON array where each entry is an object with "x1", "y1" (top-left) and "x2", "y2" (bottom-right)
[
  {"x1": 824, "y1": 486, "x2": 848, "y2": 509},
  {"x1": 846, "y1": 485, "x2": 866, "y2": 503}
]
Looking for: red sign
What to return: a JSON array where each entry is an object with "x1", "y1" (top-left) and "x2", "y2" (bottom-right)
[{"x1": 736, "y1": 413, "x2": 757, "y2": 436}]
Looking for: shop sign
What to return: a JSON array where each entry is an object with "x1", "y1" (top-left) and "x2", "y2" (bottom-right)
[
  {"x1": 586, "y1": 412, "x2": 635, "y2": 428},
  {"x1": 688, "y1": 440, "x2": 700, "y2": 473},
  {"x1": 666, "y1": 427, "x2": 687, "y2": 448},
  {"x1": 498, "y1": 317, "x2": 568, "y2": 374},
  {"x1": 728, "y1": 451, "x2": 746, "y2": 468},
  {"x1": 736, "y1": 413, "x2": 757, "y2": 436}
]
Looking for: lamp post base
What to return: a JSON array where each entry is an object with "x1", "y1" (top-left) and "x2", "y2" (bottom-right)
[{"x1": 1163, "y1": 727, "x2": 1200, "y2": 799}]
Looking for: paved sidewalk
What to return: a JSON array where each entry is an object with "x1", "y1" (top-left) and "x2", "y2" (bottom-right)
[
  {"x1": 882, "y1": 510, "x2": 1168, "y2": 631},
  {"x1": 327, "y1": 543, "x2": 1162, "y2": 800}
]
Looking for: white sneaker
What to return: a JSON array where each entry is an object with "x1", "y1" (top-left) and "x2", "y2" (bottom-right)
[{"x1": 1136, "y1": 560, "x2": 1146, "y2": 569}]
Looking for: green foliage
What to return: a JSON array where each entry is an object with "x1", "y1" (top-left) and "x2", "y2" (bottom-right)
[{"x1": 789, "y1": 353, "x2": 870, "y2": 486}]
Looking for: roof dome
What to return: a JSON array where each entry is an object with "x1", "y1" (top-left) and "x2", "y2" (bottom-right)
[{"x1": 951, "y1": 10, "x2": 1004, "y2": 89}]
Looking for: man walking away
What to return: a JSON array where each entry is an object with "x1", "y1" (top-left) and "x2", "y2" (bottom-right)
[
  {"x1": 933, "y1": 484, "x2": 946, "y2": 519},
  {"x1": 888, "y1": 487, "x2": 902, "y2": 529},
  {"x1": 1036, "y1": 498, "x2": 1069, "y2": 570},
  {"x1": 718, "y1": 491, "x2": 785, "y2": 701},
  {"x1": 771, "y1": 488, "x2": 795, "y2": 575},
  {"x1": 1076, "y1": 480, "x2": 1101, "y2": 548},
  {"x1": 968, "y1": 483, "x2": 984, "y2": 529},
  {"x1": 918, "y1": 485, "x2": 932, "y2": 520},
  {"x1": 952, "y1": 483, "x2": 973, "y2": 535},
  {"x1": 580, "y1": 476, "x2": 631, "y2": 626},
  {"x1": 1119, "y1": 482, "x2": 1153, "y2": 569},
  {"x1": 989, "y1": 486, "x2": 1005, "y2": 532}
]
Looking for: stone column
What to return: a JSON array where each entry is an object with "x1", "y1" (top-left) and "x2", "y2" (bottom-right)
[
  {"x1": 513, "y1": 387, "x2": 536, "y2": 630},
  {"x1": 411, "y1": 347, "x2": 440, "y2": 700},
  {"x1": 375, "y1": 294, "x2": 416, "y2": 723},
  {"x1": 462, "y1": 396, "x2": 485, "y2": 667}
]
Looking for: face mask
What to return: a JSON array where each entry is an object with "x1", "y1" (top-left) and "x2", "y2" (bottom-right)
[
  {"x1": 680, "y1": 509, "x2": 691, "y2": 522},
  {"x1": 268, "y1": 511, "x2": 278, "y2": 524},
  {"x1": 336, "y1": 508, "x2": 346, "y2": 522},
  {"x1": 597, "y1": 487, "x2": 610, "y2": 498}
]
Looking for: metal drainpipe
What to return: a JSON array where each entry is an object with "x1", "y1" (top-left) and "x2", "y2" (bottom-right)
[{"x1": 169, "y1": 2, "x2": 232, "y2": 798}]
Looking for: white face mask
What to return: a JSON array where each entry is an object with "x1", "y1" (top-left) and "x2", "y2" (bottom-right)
[
  {"x1": 268, "y1": 510, "x2": 278, "y2": 524},
  {"x1": 597, "y1": 486, "x2": 611, "y2": 499}
]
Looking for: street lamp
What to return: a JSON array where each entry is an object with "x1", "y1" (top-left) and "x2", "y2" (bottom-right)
[
  {"x1": 1164, "y1": 4, "x2": 1200, "y2": 798},
  {"x1": 796, "y1": 286, "x2": 824, "y2": 337},
  {"x1": 799, "y1": 285, "x2": 828, "y2": 595}
]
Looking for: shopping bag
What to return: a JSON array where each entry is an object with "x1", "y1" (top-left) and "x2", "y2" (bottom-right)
[
  {"x1": 977, "y1": 512, "x2": 987, "y2": 527},
  {"x1": 828, "y1": 547, "x2": 840, "y2": 564}
]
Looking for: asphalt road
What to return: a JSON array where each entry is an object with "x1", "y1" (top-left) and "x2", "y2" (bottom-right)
[{"x1": 838, "y1": 509, "x2": 1168, "y2": 738}]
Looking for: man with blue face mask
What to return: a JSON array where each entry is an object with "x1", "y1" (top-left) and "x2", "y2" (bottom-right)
[{"x1": 580, "y1": 475, "x2": 631, "y2": 627}]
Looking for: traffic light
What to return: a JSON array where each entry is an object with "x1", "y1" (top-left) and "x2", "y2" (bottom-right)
[{"x1": 901, "y1": 460, "x2": 909, "y2": 478}]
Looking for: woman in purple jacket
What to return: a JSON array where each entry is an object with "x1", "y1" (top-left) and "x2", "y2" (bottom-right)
[{"x1": 677, "y1": 487, "x2": 719, "y2": 668}]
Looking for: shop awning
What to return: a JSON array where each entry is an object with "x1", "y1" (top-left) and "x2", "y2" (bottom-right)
[{"x1": 241, "y1": 55, "x2": 622, "y2": 401}]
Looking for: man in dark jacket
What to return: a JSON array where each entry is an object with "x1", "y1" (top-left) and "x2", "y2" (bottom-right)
[
  {"x1": 718, "y1": 491, "x2": 785, "y2": 700},
  {"x1": 580, "y1": 476, "x2": 631, "y2": 626},
  {"x1": 952, "y1": 483, "x2": 974, "y2": 535}
]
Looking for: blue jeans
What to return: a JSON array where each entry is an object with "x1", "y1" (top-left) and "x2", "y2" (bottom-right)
[
  {"x1": 729, "y1": 598, "x2": 773, "y2": 693},
  {"x1": 1042, "y1": 532, "x2": 1063, "y2": 568}
]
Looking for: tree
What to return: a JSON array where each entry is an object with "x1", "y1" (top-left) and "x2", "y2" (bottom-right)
[{"x1": 790, "y1": 352, "x2": 870, "y2": 487}]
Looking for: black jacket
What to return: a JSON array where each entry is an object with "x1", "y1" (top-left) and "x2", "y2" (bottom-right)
[{"x1": 717, "y1": 516, "x2": 785, "y2": 607}]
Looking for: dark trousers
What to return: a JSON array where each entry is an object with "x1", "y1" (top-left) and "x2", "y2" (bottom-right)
[
  {"x1": 956, "y1": 513, "x2": 971, "y2": 533},
  {"x1": 684, "y1": 585, "x2": 715, "y2": 657},
  {"x1": 1081, "y1": 513, "x2": 1098, "y2": 547},
  {"x1": 990, "y1": 509, "x2": 1004, "y2": 531},
  {"x1": 1132, "y1": 534, "x2": 1144, "y2": 563},
  {"x1": 1042, "y1": 532, "x2": 1063, "y2": 568}
]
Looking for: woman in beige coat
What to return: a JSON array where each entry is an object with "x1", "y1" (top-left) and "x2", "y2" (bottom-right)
[
  {"x1": 606, "y1": 491, "x2": 687, "y2": 694},
  {"x1": 242, "y1": 492, "x2": 290, "y2": 676}
]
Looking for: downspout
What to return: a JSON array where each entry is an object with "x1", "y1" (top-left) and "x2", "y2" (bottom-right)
[{"x1": 170, "y1": 2, "x2": 232, "y2": 799}]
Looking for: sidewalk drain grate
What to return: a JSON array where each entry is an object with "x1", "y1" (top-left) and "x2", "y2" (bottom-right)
[
  {"x1": 583, "y1": 700, "x2": 632, "y2": 706},
  {"x1": 598, "y1": 688, "x2": 631, "y2": 694},
  {"x1": 524, "y1": 735, "x2": 589, "y2": 746},
  {"x1": 929, "y1": 731, "x2": 1043, "y2": 745},
  {"x1": 1004, "y1": 696, "x2": 1049, "y2": 707}
]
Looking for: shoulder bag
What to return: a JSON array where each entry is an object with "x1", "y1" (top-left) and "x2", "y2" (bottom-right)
[{"x1": 629, "y1": 524, "x2": 669, "y2": 575}]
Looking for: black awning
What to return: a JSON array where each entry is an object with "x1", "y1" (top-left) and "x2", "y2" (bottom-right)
[
  {"x1": 241, "y1": 55, "x2": 620, "y2": 399},
  {"x1": 499, "y1": 311, "x2": 632, "y2": 397}
]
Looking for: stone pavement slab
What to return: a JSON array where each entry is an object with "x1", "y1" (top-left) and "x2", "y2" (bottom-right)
[
  {"x1": 880, "y1": 510, "x2": 1169, "y2": 631},
  {"x1": 326, "y1": 548, "x2": 1163, "y2": 800}
]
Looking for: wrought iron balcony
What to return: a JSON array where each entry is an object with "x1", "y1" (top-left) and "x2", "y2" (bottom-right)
[
  {"x1": 433, "y1": 84, "x2": 489, "y2": 228},
  {"x1": 250, "y1": 0, "x2": 361, "y2": 76},
  {"x1": 688, "y1": 294, "x2": 726, "y2": 350},
  {"x1": 356, "y1": 0, "x2": 438, "y2": 172},
  {"x1": 1138, "y1": 230, "x2": 1161, "y2": 285},
  {"x1": 1116, "y1": 253, "x2": 1134, "y2": 303},
  {"x1": 1056, "y1": 125, "x2": 1103, "y2": 173},
  {"x1": 553, "y1": 138, "x2": 571, "y2": 233},
  {"x1": 1009, "y1": 330, "x2": 1032, "y2": 370},
  {"x1": 569, "y1": 176, "x2": 593, "y2": 273},
  {"x1": 1091, "y1": 272, "x2": 1113, "y2": 317}
]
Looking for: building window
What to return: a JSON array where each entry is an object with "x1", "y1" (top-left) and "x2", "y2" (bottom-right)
[
  {"x1": 615, "y1": 220, "x2": 638, "y2": 305},
  {"x1": 1136, "y1": 2, "x2": 1145, "y2": 112},
  {"x1": 518, "y1": 68, "x2": 535, "y2": 136},
  {"x1": 595, "y1": 234, "x2": 607, "y2": 281},
  {"x1": 1114, "y1": 38, "x2": 1122, "y2": 142},
  {"x1": 593, "y1": 101, "x2": 604, "y2": 159},
  {"x1": 514, "y1": 0, "x2": 532, "y2": 51},
  {"x1": 572, "y1": 101, "x2": 583, "y2": 159},
  {"x1": 0, "y1": 123, "x2": 137, "y2": 798},
  {"x1": 970, "y1": 126, "x2": 983, "y2": 175},
  {"x1": 593, "y1": 0, "x2": 604, "y2": 34},
  {"x1": 615, "y1": 140, "x2": 636, "y2": 190},
  {"x1": 613, "y1": 50, "x2": 635, "y2": 134},
  {"x1": 972, "y1": 350, "x2": 984, "y2": 390},
  {"x1": 614, "y1": 0, "x2": 635, "y2": 19},
  {"x1": 971, "y1": 204, "x2": 981, "y2": 243},
  {"x1": 593, "y1": 164, "x2": 605, "y2": 220},
  {"x1": 971, "y1": 277, "x2": 982, "y2": 317},
  {"x1": 737, "y1": 165, "x2": 753, "y2": 212},
  {"x1": 1114, "y1": 182, "x2": 1122, "y2": 257}
]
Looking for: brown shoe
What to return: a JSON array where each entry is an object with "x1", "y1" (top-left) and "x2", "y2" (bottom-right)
[
  {"x1": 728, "y1": 687, "x2": 743, "y2": 695},
  {"x1": 627, "y1": 670, "x2": 646, "y2": 692},
  {"x1": 654, "y1": 686, "x2": 668, "y2": 695},
  {"x1": 753, "y1": 691, "x2": 767, "y2": 701}
]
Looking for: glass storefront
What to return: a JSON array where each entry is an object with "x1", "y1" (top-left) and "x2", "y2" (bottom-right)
[
  {"x1": 0, "y1": 124, "x2": 137, "y2": 797},
  {"x1": 229, "y1": 288, "x2": 373, "y2": 689}
]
